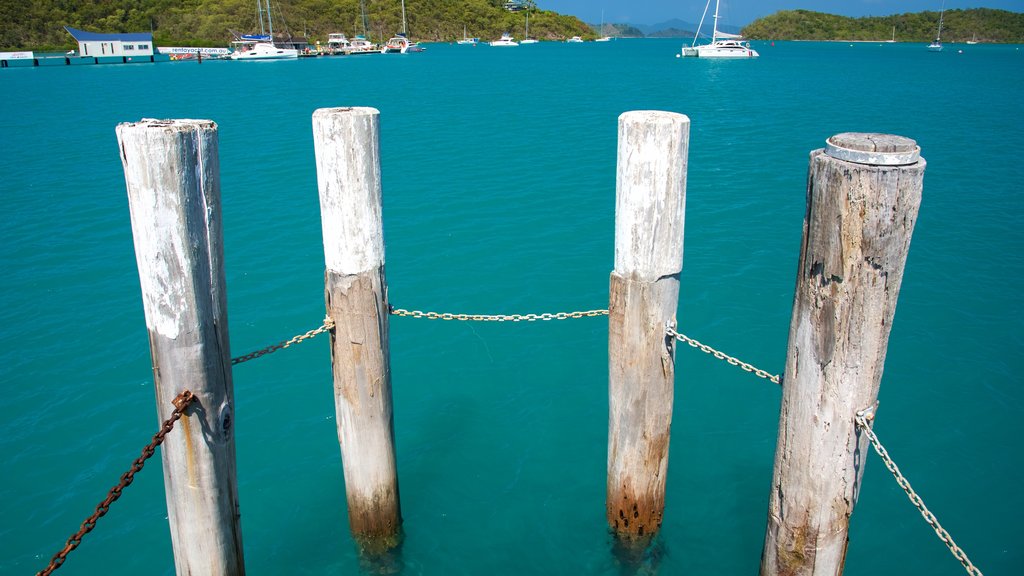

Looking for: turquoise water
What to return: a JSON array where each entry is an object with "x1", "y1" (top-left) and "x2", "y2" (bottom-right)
[{"x1": 2, "y1": 39, "x2": 1022, "y2": 575}]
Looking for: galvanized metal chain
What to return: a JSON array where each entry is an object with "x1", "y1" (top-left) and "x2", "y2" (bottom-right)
[
  {"x1": 666, "y1": 327, "x2": 782, "y2": 385},
  {"x1": 389, "y1": 306, "x2": 609, "y2": 322},
  {"x1": 855, "y1": 413, "x2": 983, "y2": 575},
  {"x1": 37, "y1": 390, "x2": 196, "y2": 576},
  {"x1": 231, "y1": 316, "x2": 335, "y2": 365}
]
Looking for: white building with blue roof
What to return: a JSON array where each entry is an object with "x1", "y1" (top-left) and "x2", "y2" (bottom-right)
[{"x1": 64, "y1": 26, "x2": 155, "y2": 59}]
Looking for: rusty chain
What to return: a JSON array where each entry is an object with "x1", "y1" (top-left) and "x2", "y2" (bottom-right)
[
  {"x1": 855, "y1": 413, "x2": 983, "y2": 576},
  {"x1": 37, "y1": 390, "x2": 196, "y2": 576},
  {"x1": 32, "y1": 312, "x2": 977, "y2": 576},
  {"x1": 389, "y1": 307, "x2": 609, "y2": 322},
  {"x1": 231, "y1": 316, "x2": 335, "y2": 365},
  {"x1": 666, "y1": 327, "x2": 782, "y2": 385}
]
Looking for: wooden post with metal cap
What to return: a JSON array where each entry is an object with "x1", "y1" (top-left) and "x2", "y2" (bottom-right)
[
  {"x1": 607, "y1": 110, "x2": 689, "y2": 540},
  {"x1": 116, "y1": 118, "x2": 245, "y2": 574},
  {"x1": 761, "y1": 133, "x2": 924, "y2": 575},
  {"x1": 312, "y1": 107, "x2": 402, "y2": 553}
]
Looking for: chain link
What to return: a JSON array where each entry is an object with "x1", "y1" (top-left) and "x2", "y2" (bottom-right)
[
  {"x1": 389, "y1": 307, "x2": 609, "y2": 322},
  {"x1": 855, "y1": 414, "x2": 983, "y2": 576},
  {"x1": 666, "y1": 328, "x2": 782, "y2": 385},
  {"x1": 37, "y1": 390, "x2": 196, "y2": 576},
  {"x1": 231, "y1": 316, "x2": 336, "y2": 365}
]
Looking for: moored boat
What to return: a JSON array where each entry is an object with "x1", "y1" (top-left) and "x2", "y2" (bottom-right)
[
  {"x1": 325, "y1": 33, "x2": 351, "y2": 55},
  {"x1": 230, "y1": 1, "x2": 298, "y2": 60},
  {"x1": 346, "y1": 35, "x2": 380, "y2": 55},
  {"x1": 382, "y1": 1, "x2": 424, "y2": 54},
  {"x1": 457, "y1": 26, "x2": 479, "y2": 45},
  {"x1": 680, "y1": 0, "x2": 758, "y2": 58},
  {"x1": 490, "y1": 32, "x2": 519, "y2": 47},
  {"x1": 521, "y1": 12, "x2": 539, "y2": 44}
]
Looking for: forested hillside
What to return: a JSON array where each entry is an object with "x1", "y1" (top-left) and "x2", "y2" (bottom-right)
[
  {"x1": 0, "y1": 0, "x2": 593, "y2": 50},
  {"x1": 742, "y1": 8, "x2": 1024, "y2": 43},
  {"x1": 4, "y1": 2, "x2": 1022, "y2": 51}
]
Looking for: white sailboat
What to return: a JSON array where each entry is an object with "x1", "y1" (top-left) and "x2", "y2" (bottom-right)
[
  {"x1": 596, "y1": 10, "x2": 612, "y2": 42},
  {"x1": 680, "y1": 0, "x2": 758, "y2": 58},
  {"x1": 231, "y1": 0, "x2": 298, "y2": 60},
  {"x1": 457, "y1": 25, "x2": 479, "y2": 45},
  {"x1": 383, "y1": 0, "x2": 423, "y2": 53},
  {"x1": 928, "y1": 1, "x2": 944, "y2": 51},
  {"x1": 521, "y1": 11, "x2": 539, "y2": 43}
]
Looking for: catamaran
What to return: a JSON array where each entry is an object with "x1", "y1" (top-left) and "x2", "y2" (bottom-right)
[
  {"x1": 383, "y1": 0, "x2": 424, "y2": 53},
  {"x1": 230, "y1": 0, "x2": 298, "y2": 60},
  {"x1": 680, "y1": 0, "x2": 758, "y2": 58}
]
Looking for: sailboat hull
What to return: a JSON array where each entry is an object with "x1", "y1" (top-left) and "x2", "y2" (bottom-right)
[{"x1": 682, "y1": 41, "x2": 759, "y2": 58}]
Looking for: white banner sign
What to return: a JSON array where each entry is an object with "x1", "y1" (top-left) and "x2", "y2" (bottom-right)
[{"x1": 158, "y1": 47, "x2": 230, "y2": 55}]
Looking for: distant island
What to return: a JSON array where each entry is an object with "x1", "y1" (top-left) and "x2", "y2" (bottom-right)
[
  {"x1": 741, "y1": 8, "x2": 1024, "y2": 43},
  {"x1": 2, "y1": 2, "x2": 1021, "y2": 51}
]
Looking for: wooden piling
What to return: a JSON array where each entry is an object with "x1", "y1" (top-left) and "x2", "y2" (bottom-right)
[
  {"x1": 607, "y1": 110, "x2": 689, "y2": 540},
  {"x1": 761, "y1": 133, "x2": 924, "y2": 575},
  {"x1": 116, "y1": 119, "x2": 244, "y2": 575},
  {"x1": 312, "y1": 107, "x2": 401, "y2": 550}
]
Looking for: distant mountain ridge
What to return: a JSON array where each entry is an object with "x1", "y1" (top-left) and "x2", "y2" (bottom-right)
[
  {"x1": 591, "y1": 18, "x2": 744, "y2": 39},
  {"x1": 633, "y1": 18, "x2": 742, "y2": 36}
]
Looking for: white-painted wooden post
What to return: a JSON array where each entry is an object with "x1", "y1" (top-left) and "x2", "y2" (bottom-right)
[
  {"x1": 312, "y1": 107, "x2": 401, "y2": 551},
  {"x1": 761, "y1": 133, "x2": 924, "y2": 575},
  {"x1": 117, "y1": 119, "x2": 244, "y2": 575},
  {"x1": 607, "y1": 110, "x2": 689, "y2": 540}
]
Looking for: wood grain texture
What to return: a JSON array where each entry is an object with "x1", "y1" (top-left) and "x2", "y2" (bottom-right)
[
  {"x1": 325, "y1": 267, "x2": 401, "y2": 545},
  {"x1": 312, "y1": 107, "x2": 384, "y2": 275},
  {"x1": 313, "y1": 107, "x2": 401, "y2": 550},
  {"x1": 607, "y1": 111, "x2": 688, "y2": 540},
  {"x1": 761, "y1": 134, "x2": 924, "y2": 576},
  {"x1": 117, "y1": 119, "x2": 244, "y2": 575}
]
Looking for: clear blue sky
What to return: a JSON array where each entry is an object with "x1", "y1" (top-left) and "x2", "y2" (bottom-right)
[{"x1": 539, "y1": 1, "x2": 1023, "y2": 26}]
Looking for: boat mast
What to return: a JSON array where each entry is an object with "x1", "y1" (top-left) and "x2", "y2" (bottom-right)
[
  {"x1": 256, "y1": 0, "x2": 265, "y2": 36},
  {"x1": 936, "y1": 1, "x2": 945, "y2": 42},
  {"x1": 401, "y1": 0, "x2": 407, "y2": 35},
  {"x1": 360, "y1": 0, "x2": 368, "y2": 38},
  {"x1": 711, "y1": 0, "x2": 720, "y2": 44},
  {"x1": 265, "y1": 0, "x2": 275, "y2": 44}
]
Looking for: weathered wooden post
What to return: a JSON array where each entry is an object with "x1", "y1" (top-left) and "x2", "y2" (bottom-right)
[
  {"x1": 607, "y1": 110, "x2": 689, "y2": 540},
  {"x1": 761, "y1": 133, "x2": 924, "y2": 575},
  {"x1": 116, "y1": 119, "x2": 245, "y2": 574},
  {"x1": 312, "y1": 107, "x2": 401, "y2": 552}
]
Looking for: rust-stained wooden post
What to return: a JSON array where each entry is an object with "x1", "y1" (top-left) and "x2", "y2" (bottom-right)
[
  {"x1": 607, "y1": 110, "x2": 689, "y2": 540},
  {"x1": 117, "y1": 119, "x2": 245, "y2": 575},
  {"x1": 761, "y1": 133, "x2": 924, "y2": 575},
  {"x1": 312, "y1": 107, "x2": 401, "y2": 552}
]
